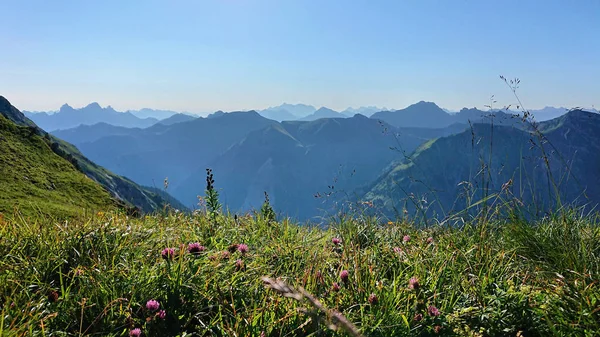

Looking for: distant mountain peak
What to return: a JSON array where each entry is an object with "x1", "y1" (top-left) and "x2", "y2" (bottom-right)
[
  {"x1": 412, "y1": 101, "x2": 441, "y2": 108},
  {"x1": 85, "y1": 102, "x2": 102, "y2": 109}
]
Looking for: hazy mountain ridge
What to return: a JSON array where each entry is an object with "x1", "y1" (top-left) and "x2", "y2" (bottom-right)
[
  {"x1": 65, "y1": 111, "x2": 278, "y2": 196},
  {"x1": 299, "y1": 107, "x2": 348, "y2": 121},
  {"x1": 24, "y1": 103, "x2": 159, "y2": 131},
  {"x1": 35, "y1": 98, "x2": 594, "y2": 220}
]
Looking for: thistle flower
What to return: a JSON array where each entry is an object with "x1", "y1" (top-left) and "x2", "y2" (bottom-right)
[
  {"x1": 428, "y1": 305, "x2": 440, "y2": 317},
  {"x1": 403, "y1": 235, "x2": 411, "y2": 243},
  {"x1": 146, "y1": 299, "x2": 160, "y2": 311},
  {"x1": 157, "y1": 310, "x2": 166, "y2": 319},
  {"x1": 368, "y1": 293, "x2": 378, "y2": 305},
  {"x1": 331, "y1": 237, "x2": 342, "y2": 245},
  {"x1": 408, "y1": 277, "x2": 420, "y2": 290},
  {"x1": 161, "y1": 248, "x2": 175, "y2": 260},
  {"x1": 221, "y1": 251, "x2": 231, "y2": 259},
  {"x1": 187, "y1": 243, "x2": 206, "y2": 254},
  {"x1": 129, "y1": 328, "x2": 142, "y2": 337},
  {"x1": 414, "y1": 313, "x2": 423, "y2": 321},
  {"x1": 340, "y1": 270, "x2": 349, "y2": 283},
  {"x1": 237, "y1": 244, "x2": 249, "y2": 254},
  {"x1": 332, "y1": 282, "x2": 341, "y2": 292}
]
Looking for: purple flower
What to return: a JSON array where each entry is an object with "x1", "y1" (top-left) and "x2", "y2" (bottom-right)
[
  {"x1": 129, "y1": 328, "x2": 142, "y2": 337},
  {"x1": 235, "y1": 259, "x2": 244, "y2": 270},
  {"x1": 146, "y1": 299, "x2": 160, "y2": 311},
  {"x1": 368, "y1": 293, "x2": 378, "y2": 305},
  {"x1": 187, "y1": 243, "x2": 206, "y2": 254},
  {"x1": 393, "y1": 247, "x2": 403, "y2": 254},
  {"x1": 340, "y1": 270, "x2": 349, "y2": 283},
  {"x1": 332, "y1": 237, "x2": 342, "y2": 245},
  {"x1": 237, "y1": 244, "x2": 249, "y2": 254},
  {"x1": 332, "y1": 282, "x2": 341, "y2": 292},
  {"x1": 413, "y1": 313, "x2": 423, "y2": 321},
  {"x1": 428, "y1": 305, "x2": 440, "y2": 317},
  {"x1": 408, "y1": 277, "x2": 420, "y2": 290},
  {"x1": 161, "y1": 248, "x2": 175, "y2": 260},
  {"x1": 403, "y1": 235, "x2": 411, "y2": 243},
  {"x1": 426, "y1": 237, "x2": 434, "y2": 244},
  {"x1": 157, "y1": 310, "x2": 166, "y2": 319}
]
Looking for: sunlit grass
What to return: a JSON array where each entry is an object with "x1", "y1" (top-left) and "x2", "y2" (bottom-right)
[{"x1": 0, "y1": 209, "x2": 598, "y2": 336}]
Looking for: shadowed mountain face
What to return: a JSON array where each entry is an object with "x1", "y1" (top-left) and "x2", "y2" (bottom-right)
[
  {"x1": 363, "y1": 110, "x2": 600, "y2": 219},
  {"x1": 24, "y1": 103, "x2": 159, "y2": 131},
  {"x1": 0, "y1": 96, "x2": 183, "y2": 214},
  {"x1": 172, "y1": 115, "x2": 458, "y2": 220},
  {"x1": 61, "y1": 111, "x2": 278, "y2": 194}
]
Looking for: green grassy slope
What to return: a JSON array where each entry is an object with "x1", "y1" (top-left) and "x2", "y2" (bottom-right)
[
  {"x1": 0, "y1": 95, "x2": 185, "y2": 215},
  {"x1": 0, "y1": 115, "x2": 117, "y2": 218}
]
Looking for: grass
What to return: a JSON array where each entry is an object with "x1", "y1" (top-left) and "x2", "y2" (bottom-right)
[
  {"x1": 1, "y1": 208, "x2": 599, "y2": 336},
  {"x1": 0, "y1": 115, "x2": 117, "y2": 219}
]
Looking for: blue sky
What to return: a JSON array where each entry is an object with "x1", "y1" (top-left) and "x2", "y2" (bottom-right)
[{"x1": 1, "y1": 0, "x2": 598, "y2": 114}]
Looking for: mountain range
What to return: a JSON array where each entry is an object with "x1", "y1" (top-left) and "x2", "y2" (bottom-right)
[
  {"x1": 24, "y1": 103, "x2": 160, "y2": 131},
  {"x1": 363, "y1": 109, "x2": 600, "y2": 219},
  {"x1": 0, "y1": 96, "x2": 183, "y2": 217},
  {"x1": 8, "y1": 95, "x2": 596, "y2": 221}
]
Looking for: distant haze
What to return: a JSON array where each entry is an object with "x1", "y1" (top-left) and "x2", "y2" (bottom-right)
[{"x1": 1, "y1": 1, "x2": 598, "y2": 113}]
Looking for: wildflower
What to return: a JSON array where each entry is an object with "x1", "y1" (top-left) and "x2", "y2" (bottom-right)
[
  {"x1": 428, "y1": 305, "x2": 440, "y2": 317},
  {"x1": 187, "y1": 243, "x2": 206, "y2": 254},
  {"x1": 47, "y1": 290, "x2": 59, "y2": 303},
  {"x1": 434, "y1": 325, "x2": 442, "y2": 334},
  {"x1": 393, "y1": 247, "x2": 403, "y2": 254},
  {"x1": 161, "y1": 248, "x2": 175, "y2": 260},
  {"x1": 387, "y1": 221, "x2": 394, "y2": 225},
  {"x1": 157, "y1": 310, "x2": 166, "y2": 319},
  {"x1": 237, "y1": 244, "x2": 249, "y2": 254},
  {"x1": 414, "y1": 313, "x2": 423, "y2": 321},
  {"x1": 403, "y1": 235, "x2": 411, "y2": 243},
  {"x1": 235, "y1": 259, "x2": 244, "y2": 270},
  {"x1": 129, "y1": 328, "x2": 142, "y2": 337},
  {"x1": 221, "y1": 251, "x2": 231, "y2": 259},
  {"x1": 368, "y1": 293, "x2": 378, "y2": 305},
  {"x1": 408, "y1": 277, "x2": 420, "y2": 290},
  {"x1": 340, "y1": 270, "x2": 349, "y2": 283},
  {"x1": 426, "y1": 237, "x2": 434, "y2": 244},
  {"x1": 332, "y1": 282, "x2": 341, "y2": 292},
  {"x1": 332, "y1": 237, "x2": 342, "y2": 245},
  {"x1": 146, "y1": 299, "x2": 160, "y2": 311}
]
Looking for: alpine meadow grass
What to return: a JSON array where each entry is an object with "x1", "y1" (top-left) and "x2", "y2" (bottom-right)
[{"x1": 1, "y1": 207, "x2": 599, "y2": 336}]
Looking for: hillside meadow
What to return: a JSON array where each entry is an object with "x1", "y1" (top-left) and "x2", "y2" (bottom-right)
[{"x1": 1, "y1": 206, "x2": 599, "y2": 336}]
